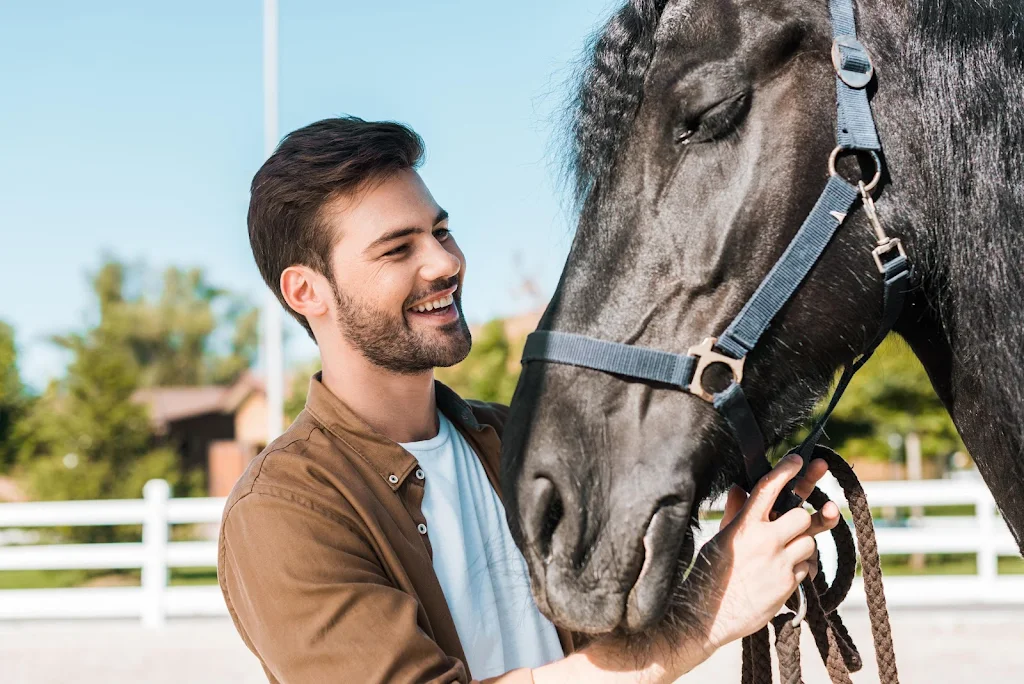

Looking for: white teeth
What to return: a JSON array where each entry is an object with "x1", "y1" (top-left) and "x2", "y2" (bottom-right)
[{"x1": 411, "y1": 293, "x2": 454, "y2": 313}]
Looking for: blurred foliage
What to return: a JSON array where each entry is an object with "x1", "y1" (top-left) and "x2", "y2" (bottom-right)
[
  {"x1": 0, "y1": 321, "x2": 30, "y2": 471},
  {"x1": 435, "y1": 320, "x2": 525, "y2": 404},
  {"x1": 5, "y1": 256, "x2": 254, "y2": 514},
  {"x1": 86, "y1": 258, "x2": 258, "y2": 386},
  {"x1": 13, "y1": 326, "x2": 188, "y2": 539},
  {"x1": 285, "y1": 358, "x2": 322, "y2": 424},
  {"x1": 816, "y1": 337, "x2": 964, "y2": 463}
]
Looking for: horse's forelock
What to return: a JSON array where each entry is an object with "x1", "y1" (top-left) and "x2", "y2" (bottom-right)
[{"x1": 567, "y1": 0, "x2": 672, "y2": 205}]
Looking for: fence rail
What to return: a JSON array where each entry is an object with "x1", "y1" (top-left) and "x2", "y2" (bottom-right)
[
  {"x1": 0, "y1": 475, "x2": 1021, "y2": 626},
  {"x1": 0, "y1": 480, "x2": 224, "y2": 626}
]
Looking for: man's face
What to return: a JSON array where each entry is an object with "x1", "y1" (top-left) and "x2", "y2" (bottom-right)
[{"x1": 323, "y1": 169, "x2": 471, "y2": 374}]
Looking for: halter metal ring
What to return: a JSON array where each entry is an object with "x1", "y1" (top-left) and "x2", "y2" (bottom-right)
[
  {"x1": 828, "y1": 147, "x2": 881, "y2": 193},
  {"x1": 790, "y1": 583, "x2": 807, "y2": 627},
  {"x1": 686, "y1": 337, "x2": 745, "y2": 403}
]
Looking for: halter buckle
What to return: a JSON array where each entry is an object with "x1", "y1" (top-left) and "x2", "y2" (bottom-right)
[
  {"x1": 872, "y1": 238, "x2": 907, "y2": 273},
  {"x1": 831, "y1": 35, "x2": 874, "y2": 89},
  {"x1": 686, "y1": 337, "x2": 745, "y2": 403},
  {"x1": 858, "y1": 181, "x2": 907, "y2": 273}
]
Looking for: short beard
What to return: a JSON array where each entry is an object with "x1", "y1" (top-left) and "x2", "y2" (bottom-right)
[{"x1": 332, "y1": 278, "x2": 472, "y2": 375}]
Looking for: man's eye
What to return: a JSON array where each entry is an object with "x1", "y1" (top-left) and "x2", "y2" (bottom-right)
[
  {"x1": 434, "y1": 227, "x2": 451, "y2": 241},
  {"x1": 384, "y1": 244, "x2": 409, "y2": 257}
]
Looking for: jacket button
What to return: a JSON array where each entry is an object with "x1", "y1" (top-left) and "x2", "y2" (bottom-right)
[
  {"x1": 415, "y1": 469, "x2": 425, "y2": 480},
  {"x1": 388, "y1": 474, "x2": 399, "y2": 485},
  {"x1": 417, "y1": 523, "x2": 428, "y2": 535}
]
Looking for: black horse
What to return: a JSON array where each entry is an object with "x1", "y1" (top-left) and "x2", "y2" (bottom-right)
[{"x1": 501, "y1": 0, "x2": 1024, "y2": 636}]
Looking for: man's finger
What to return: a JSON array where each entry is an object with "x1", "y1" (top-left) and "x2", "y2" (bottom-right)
[
  {"x1": 773, "y1": 506, "x2": 813, "y2": 544},
  {"x1": 785, "y1": 535, "x2": 817, "y2": 564},
  {"x1": 747, "y1": 454, "x2": 803, "y2": 520},
  {"x1": 720, "y1": 485, "x2": 747, "y2": 531},
  {"x1": 806, "y1": 501, "x2": 841, "y2": 537},
  {"x1": 792, "y1": 458, "x2": 828, "y2": 501}
]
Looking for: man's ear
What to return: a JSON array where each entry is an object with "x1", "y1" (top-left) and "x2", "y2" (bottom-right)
[{"x1": 280, "y1": 265, "x2": 331, "y2": 321}]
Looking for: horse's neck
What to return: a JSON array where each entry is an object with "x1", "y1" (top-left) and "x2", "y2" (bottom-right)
[
  {"x1": 867, "y1": 1, "x2": 1024, "y2": 547},
  {"x1": 897, "y1": 291, "x2": 1024, "y2": 548}
]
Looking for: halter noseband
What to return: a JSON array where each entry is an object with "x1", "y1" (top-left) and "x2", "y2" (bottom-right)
[{"x1": 521, "y1": 0, "x2": 912, "y2": 510}]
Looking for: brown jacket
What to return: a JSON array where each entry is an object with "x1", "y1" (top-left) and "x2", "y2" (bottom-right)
[{"x1": 218, "y1": 374, "x2": 573, "y2": 683}]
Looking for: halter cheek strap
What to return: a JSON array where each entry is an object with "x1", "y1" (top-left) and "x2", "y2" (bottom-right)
[{"x1": 520, "y1": 0, "x2": 913, "y2": 508}]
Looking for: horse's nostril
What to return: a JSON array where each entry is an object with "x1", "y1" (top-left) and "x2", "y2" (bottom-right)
[{"x1": 527, "y1": 476, "x2": 564, "y2": 561}]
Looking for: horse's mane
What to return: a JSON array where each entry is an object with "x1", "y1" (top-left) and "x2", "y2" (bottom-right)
[
  {"x1": 914, "y1": 0, "x2": 1024, "y2": 63},
  {"x1": 566, "y1": 0, "x2": 670, "y2": 205},
  {"x1": 904, "y1": 0, "x2": 1024, "y2": 445}
]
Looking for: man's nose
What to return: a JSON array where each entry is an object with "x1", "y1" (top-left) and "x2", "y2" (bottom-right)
[{"x1": 419, "y1": 240, "x2": 461, "y2": 282}]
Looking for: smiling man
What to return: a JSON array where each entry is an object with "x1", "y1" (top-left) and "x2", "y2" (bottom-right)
[{"x1": 218, "y1": 116, "x2": 838, "y2": 684}]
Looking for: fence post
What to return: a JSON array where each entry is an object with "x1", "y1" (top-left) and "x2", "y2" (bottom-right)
[
  {"x1": 976, "y1": 485, "x2": 998, "y2": 595},
  {"x1": 141, "y1": 479, "x2": 170, "y2": 628}
]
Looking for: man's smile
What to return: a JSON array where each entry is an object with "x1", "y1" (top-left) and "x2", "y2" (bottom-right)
[{"x1": 406, "y1": 285, "x2": 460, "y2": 324}]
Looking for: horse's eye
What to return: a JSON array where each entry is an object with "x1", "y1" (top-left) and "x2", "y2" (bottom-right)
[
  {"x1": 674, "y1": 127, "x2": 696, "y2": 145},
  {"x1": 674, "y1": 90, "x2": 751, "y2": 146}
]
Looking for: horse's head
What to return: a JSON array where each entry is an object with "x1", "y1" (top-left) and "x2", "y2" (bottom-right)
[{"x1": 503, "y1": 0, "x2": 894, "y2": 635}]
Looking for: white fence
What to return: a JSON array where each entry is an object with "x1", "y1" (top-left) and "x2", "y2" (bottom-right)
[
  {"x1": 0, "y1": 480, "x2": 225, "y2": 626},
  {"x1": 0, "y1": 476, "x2": 1021, "y2": 625},
  {"x1": 695, "y1": 474, "x2": 1024, "y2": 608}
]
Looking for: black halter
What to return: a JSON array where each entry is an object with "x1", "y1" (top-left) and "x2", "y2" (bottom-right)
[{"x1": 522, "y1": 0, "x2": 912, "y2": 512}]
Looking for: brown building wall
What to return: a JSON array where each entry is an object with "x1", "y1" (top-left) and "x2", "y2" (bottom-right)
[{"x1": 208, "y1": 440, "x2": 257, "y2": 498}]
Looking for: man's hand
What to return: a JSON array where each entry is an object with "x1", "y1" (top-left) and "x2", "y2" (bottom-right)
[
  {"x1": 530, "y1": 454, "x2": 840, "y2": 684},
  {"x1": 682, "y1": 454, "x2": 840, "y2": 660}
]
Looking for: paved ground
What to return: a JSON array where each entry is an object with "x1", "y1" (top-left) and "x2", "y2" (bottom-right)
[
  {"x1": 1, "y1": 608, "x2": 1021, "y2": 683},
  {"x1": 690, "y1": 607, "x2": 1024, "y2": 683}
]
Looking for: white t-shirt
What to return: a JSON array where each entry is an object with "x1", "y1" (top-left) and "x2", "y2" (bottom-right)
[{"x1": 399, "y1": 411, "x2": 563, "y2": 679}]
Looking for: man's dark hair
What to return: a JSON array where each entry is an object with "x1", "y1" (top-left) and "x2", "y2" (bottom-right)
[{"x1": 248, "y1": 116, "x2": 425, "y2": 340}]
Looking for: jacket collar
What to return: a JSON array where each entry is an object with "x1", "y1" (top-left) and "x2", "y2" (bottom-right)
[{"x1": 302, "y1": 372, "x2": 486, "y2": 491}]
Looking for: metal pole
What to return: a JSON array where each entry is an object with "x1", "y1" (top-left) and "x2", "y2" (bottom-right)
[{"x1": 263, "y1": 0, "x2": 284, "y2": 440}]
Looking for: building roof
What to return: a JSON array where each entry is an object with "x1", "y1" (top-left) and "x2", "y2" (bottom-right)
[{"x1": 132, "y1": 372, "x2": 266, "y2": 432}]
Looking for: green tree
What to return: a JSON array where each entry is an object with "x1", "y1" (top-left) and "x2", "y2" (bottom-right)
[
  {"x1": 436, "y1": 320, "x2": 521, "y2": 404},
  {"x1": 285, "y1": 358, "x2": 322, "y2": 424},
  {"x1": 90, "y1": 259, "x2": 257, "y2": 387},
  {"x1": 16, "y1": 329, "x2": 184, "y2": 504},
  {"x1": 815, "y1": 337, "x2": 964, "y2": 464},
  {"x1": 0, "y1": 321, "x2": 30, "y2": 472},
  {"x1": 13, "y1": 256, "x2": 257, "y2": 505}
]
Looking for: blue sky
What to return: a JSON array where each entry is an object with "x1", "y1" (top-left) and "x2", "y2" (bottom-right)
[{"x1": 0, "y1": 0, "x2": 617, "y2": 389}]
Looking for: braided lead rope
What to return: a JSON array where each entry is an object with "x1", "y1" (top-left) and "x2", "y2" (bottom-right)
[
  {"x1": 819, "y1": 593, "x2": 862, "y2": 672},
  {"x1": 818, "y1": 449, "x2": 900, "y2": 683},
  {"x1": 771, "y1": 614, "x2": 803, "y2": 684},
  {"x1": 742, "y1": 626, "x2": 774, "y2": 684},
  {"x1": 742, "y1": 631, "x2": 754, "y2": 684},
  {"x1": 808, "y1": 490, "x2": 858, "y2": 614},
  {"x1": 809, "y1": 583, "x2": 856, "y2": 684},
  {"x1": 748, "y1": 523, "x2": 858, "y2": 684},
  {"x1": 744, "y1": 447, "x2": 901, "y2": 683}
]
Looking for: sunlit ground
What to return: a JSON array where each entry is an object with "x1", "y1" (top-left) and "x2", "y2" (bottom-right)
[{"x1": 2, "y1": 610, "x2": 1022, "y2": 684}]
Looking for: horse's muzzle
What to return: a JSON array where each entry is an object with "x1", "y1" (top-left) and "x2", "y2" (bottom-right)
[{"x1": 522, "y1": 471, "x2": 696, "y2": 634}]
